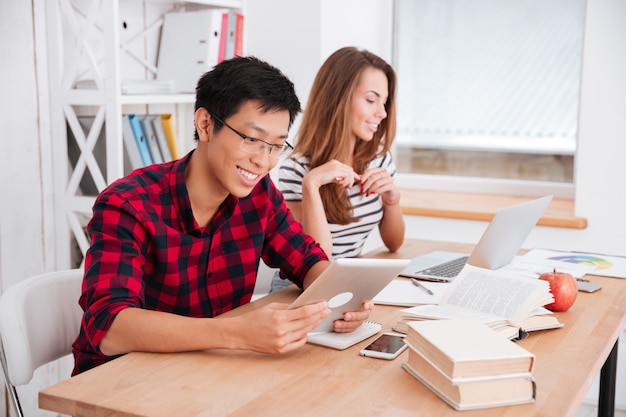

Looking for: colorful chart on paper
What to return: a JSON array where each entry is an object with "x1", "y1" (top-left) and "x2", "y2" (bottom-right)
[
  {"x1": 520, "y1": 249, "x2": 626, "y2": 279},
  {"x1": 547, "y1": 255, "x2": 613, "y2": 270}
]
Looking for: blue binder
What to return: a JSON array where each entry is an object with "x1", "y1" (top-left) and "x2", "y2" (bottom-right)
[{"x1": 128, "y1": 114, "x2": 153, "y2": 166}]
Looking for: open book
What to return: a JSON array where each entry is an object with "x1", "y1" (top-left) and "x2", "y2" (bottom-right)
[{"x1": 394, "y1": 264, "x2": 563, "y2": 339}]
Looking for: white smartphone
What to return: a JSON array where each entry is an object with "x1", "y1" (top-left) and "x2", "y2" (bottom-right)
[
  {"x1": 359, "y1": 333, "x2": 408, "y2": 360},
  {"x1": 577, "y1": 281, "x2": 602, "y2": 293}
]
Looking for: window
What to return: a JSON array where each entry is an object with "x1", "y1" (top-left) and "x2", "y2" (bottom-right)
[{"x1": 393, "y1": 0, "x2": 585, "y2": 184}]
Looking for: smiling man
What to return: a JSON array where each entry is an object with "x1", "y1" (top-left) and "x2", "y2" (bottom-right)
[{"x1": 72, "y1": 56, "x2": 373, "y2": 375}]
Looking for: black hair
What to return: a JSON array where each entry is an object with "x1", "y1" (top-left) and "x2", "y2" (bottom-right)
[{"x1": 194, "y1": 56, "x2": 302, "y2": 140}]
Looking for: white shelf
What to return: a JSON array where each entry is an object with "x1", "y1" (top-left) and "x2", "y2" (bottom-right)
[
  {"x1": 64, "y1": 89, "x2": 105, "y2": 106},
  {"x1": 121, "y1": 93, "x2": 195, "y2": 105},
  {"x1": 47, "y1": 0, "x2": 245, "y2": 268},
  {"x1": 181, "y1": 0, "x2": 243, "y2": 7},
  {"x1": 64, "y1": 90, "x2": 195, "y2": 106},
  {"x1": 66, "y1": 196, "x2": 98, "y2": 214}
]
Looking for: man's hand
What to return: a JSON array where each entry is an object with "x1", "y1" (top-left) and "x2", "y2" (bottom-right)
[
  {"x1": 231, "y1": 301, "x2": 331, "y2": 354},
  {"x1": 332, "y1": 301, "x2": 373, "y2": 333}
]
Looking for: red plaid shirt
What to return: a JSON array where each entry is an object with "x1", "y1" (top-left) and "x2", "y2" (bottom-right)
[{"x1": 72, "y1": 152, "x2": 327, "y2": 375}]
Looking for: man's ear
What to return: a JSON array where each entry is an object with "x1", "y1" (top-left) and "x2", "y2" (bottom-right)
[{"x1": 194, "y1": 108, "x2": 212, "y2": 142}]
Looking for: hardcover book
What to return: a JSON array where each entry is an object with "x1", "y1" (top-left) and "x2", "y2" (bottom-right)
[
  {"x1": 402, "y1": 319, "x2": 536, "y2": 410},
  {"x1": 405, "y1": 319, "x2": 535, "y2": 379},
  {"x1": 402, "y1": 352, "x2": 535, "y2": 410}
]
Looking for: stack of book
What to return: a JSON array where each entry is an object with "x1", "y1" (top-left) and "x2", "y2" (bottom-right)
[{"x1": 402, "y1": 319, "x2": 536, "y2": 411}]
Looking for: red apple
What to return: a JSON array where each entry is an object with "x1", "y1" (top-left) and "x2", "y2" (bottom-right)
[{"x1": 539, "y1": 268, "x2": 578, "y2": 312}]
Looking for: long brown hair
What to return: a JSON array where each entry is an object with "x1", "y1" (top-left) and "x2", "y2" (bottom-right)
[{"x1": 293, "y1": 47, "x2": 397, "y2": 224}]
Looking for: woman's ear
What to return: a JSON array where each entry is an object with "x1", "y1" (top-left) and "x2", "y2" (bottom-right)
[{"x1": 194, "y1": 108, "x2": 212, "y2": 142}]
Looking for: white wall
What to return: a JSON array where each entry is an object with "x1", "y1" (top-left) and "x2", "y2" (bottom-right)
[
  {"x1": 0, "y1": 2, "x2": 59, "y2": 416},
  {"x1": 0, "y1": 0, "x2": 49, "y2": 288},
  {"x1": 246, "y1": 0, "x2": 393, "y2": 135},
  {"x1": 574, "y1": 0, "x2": 626, "y2": 256},
  {"x1": 248, "y1": 0, "x2": 626, "y2": 258}
]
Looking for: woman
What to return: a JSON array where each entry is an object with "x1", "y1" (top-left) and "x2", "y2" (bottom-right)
[{"x1": 271, "y1": 46, "x2": 405, "y2": 292}]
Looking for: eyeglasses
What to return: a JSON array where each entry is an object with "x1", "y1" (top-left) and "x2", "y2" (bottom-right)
[{"x1": 212, "y1": 115, "x2": 293, "y2": 159}]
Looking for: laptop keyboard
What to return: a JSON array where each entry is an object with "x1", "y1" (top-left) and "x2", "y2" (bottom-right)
[{"x1": 418, "y1": 256, "x2": 470, "y2": 278}]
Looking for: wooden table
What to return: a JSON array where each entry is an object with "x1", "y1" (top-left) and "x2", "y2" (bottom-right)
[{"x1": 39, "y1": 239, "x2": 626, "y2": 417}]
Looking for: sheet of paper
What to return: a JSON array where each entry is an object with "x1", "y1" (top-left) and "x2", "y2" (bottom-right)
[
  {"x1": 502, "y1": 256, "x2": 595, "y2": 279},
  {"x1": 518, "y1": 249, "x2": 626, "y2": 279},
  {"x1": 373, "y1": 279, "x2": 448, "y2": 306}
]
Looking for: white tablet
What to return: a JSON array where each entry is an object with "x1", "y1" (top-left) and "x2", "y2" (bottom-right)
[{"x1": 288, "y1": 258, "x2": 411, "y2": 332}]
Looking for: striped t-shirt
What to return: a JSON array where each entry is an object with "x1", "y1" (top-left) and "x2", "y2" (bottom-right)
[{"x1": 278, "y1": 152, "x2": 397, "y2": 259}]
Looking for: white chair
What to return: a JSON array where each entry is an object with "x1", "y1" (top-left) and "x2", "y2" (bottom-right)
[{"x1": 0, "y1": 269, "x2": 83, "y2": 417}]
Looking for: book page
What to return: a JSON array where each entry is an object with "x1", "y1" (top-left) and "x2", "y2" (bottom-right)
[
  {"x1": 400, "y1": 304, "x2": 520, "y2": 339},
  {"x1": 440, "y1": 265, "x2": 551, "y2": 324},
  {"x1": 406, "y1": 304, "x2": 506, "y2": 324}
]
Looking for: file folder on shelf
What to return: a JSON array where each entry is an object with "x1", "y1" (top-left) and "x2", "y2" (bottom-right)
[
  {"x1": 128, "y1": 114, "x2": 153, "y2": 166},
  {"x1": 160, "y1": 114, "x2": 181, "y2": 160},
  {"x1": 140, "y1": 115, "x2": 163, "y2": 164}
]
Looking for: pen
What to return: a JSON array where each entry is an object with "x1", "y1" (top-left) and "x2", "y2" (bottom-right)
[{"x1": 411, "y1": 278, "x2": 434, "y2": 295}]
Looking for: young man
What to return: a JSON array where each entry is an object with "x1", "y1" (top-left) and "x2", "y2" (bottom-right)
[{"x1": 72, "y1": 56, "x2": 373, "y2": 375}]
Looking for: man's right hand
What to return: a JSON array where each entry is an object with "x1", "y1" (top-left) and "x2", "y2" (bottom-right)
[{"x1": 227, "y1": 301, "x2": 331, "y2": 354}]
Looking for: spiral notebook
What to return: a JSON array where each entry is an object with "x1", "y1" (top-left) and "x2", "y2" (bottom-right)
[{"x1": 307, "y1": 321, "x2": 382, "y2": 350}]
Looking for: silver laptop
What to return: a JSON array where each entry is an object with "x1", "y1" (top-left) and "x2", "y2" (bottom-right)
[
  {"x1": 289, "y1": 258, "x2": 410, "y2": 332},
  {"x1": 399, "y1": 195, "x2": 553, "y2": 282}
]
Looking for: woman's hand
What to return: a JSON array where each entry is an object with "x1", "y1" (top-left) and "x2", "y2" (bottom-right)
[
  {"x1": 360, "y1": 168, "x2": 400, "y2": 205},
  {"x1": 305, "y1": 159, "x2": 360, "y2": 190}
]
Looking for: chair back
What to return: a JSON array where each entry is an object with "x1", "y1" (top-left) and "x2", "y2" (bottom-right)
[{"x1": 0, "y1": 269, "x2": 83, "y2": 386}]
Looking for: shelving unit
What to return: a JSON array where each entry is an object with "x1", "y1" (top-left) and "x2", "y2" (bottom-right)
[{"x1": 43, "y1": 0, "x2": 244, "y2": 269}]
